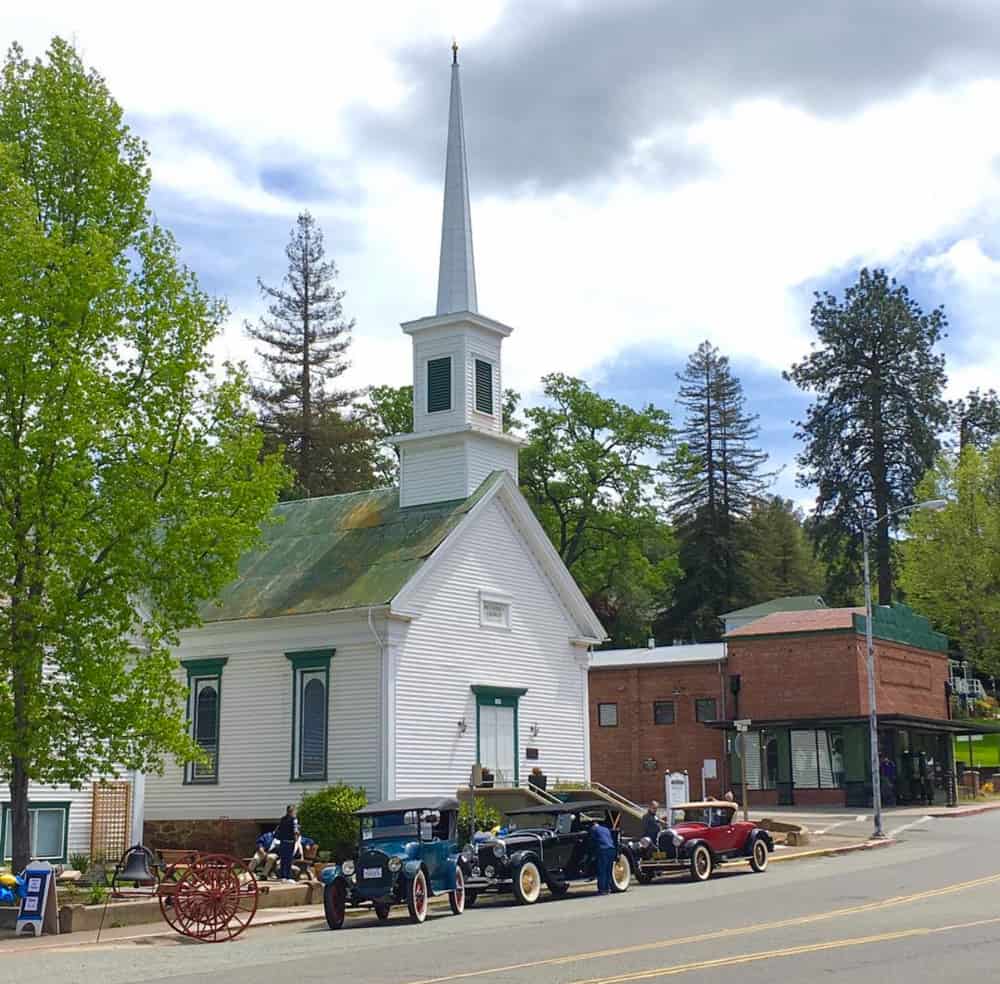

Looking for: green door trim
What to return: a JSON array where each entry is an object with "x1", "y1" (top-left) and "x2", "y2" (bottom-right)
[{"x1": 473, "y1": 687, "x2": 527, "y2": 786}]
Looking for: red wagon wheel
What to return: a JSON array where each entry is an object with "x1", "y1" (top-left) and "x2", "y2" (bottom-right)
[{"x1": 158, "y1": 853, "x2": 259, "y2": 942}]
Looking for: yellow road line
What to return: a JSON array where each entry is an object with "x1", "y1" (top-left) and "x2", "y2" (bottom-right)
[
  {"x1": 407, "y1": 872, "x2": 1000, "y2": 984},
  {"x1": 568, "y1": 916, "x2": 1000, "y2": 983}
]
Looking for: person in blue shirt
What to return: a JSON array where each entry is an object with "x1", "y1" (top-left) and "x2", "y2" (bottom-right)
[
  {"x1": 588, "y1": 820, "x2": 616, "y2": 894},
  {"x1": 249, "y1": 830, "x2": 278, "y2": 879}
]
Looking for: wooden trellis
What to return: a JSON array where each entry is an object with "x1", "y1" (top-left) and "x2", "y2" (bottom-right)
[{"x1": 91, "y1": 781, "x2": 132, "y2": 861}]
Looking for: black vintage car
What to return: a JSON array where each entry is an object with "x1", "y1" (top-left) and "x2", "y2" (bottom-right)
[{"x1": 464, "y1": 801, "x2": 634, "y2": 904}]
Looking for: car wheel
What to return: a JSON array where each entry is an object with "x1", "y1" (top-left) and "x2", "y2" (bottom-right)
[
  {"x1": 690, "y1": 845, "x2": 713, "y2": 882},
  {"x1": 449, "y1": 866, "x2": 466, "y2": 914},
  {"x1": 749, "y1": 838, "x2": 769, "y2": 873},
  {"x1": 610, "y1": 853, "x2": 631, "y2": 893},
  {"x1": 324, "y1": 880, "x2": 346, "y2": 930},
  {"x1": 465, "y1": 889, "x2": 478, "y2": 908},
  {"x1": 374, "y1": 901, "x2": 391, "y2": 921},
  {"x1": 512, "y1": 860, "x2": 542, "y2": 905},
  {"x1": 407, "y1": 869, "x2": 429, "y2": 924}
]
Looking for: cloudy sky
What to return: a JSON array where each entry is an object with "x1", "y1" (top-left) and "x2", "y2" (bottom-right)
[{"x1": 5, "y1": 1, "x2": 1000, "y2": 502}]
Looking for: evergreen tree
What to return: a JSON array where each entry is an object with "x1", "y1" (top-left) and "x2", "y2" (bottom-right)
[
  {"x1": 247, "y1": 212, "x2": 374, "y2": 497},
  {"x1": 951, "y1": 388, "x2": 1000, "y2": 452},
  {"x1": 661, "y1": 342, "x2": 770, "y2": 641},
  {"x1": 786, "y1": 268, "x2": 948, "y2": 605},
  {"x1": 743, "y1": 497, "x2": 824, "y2": 603}
]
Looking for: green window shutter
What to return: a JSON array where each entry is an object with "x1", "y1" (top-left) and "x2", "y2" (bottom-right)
[
  {"x1": 475, "y1": 359, "x2": 493, "y2": 414},
  {"x1": 427, "y1": 357, "x2": 452, "y2": 413}
]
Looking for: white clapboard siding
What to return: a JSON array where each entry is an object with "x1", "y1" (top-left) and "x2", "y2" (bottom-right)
[
  {"x1": 143, "y1": 612, "x2": 382, "y2": 821},
  {"x1": 465, "y1": 334, "x2": 502, "y2": 430},
  {"x1": 466, "y1": 432, "x2": 518, "y2": 491},
  {"x1": 393, "y1": 495, "x2": 588, "y2": 796},
  {"x1": 399, "y1": 442, "x2": 469, "y2": 508}
]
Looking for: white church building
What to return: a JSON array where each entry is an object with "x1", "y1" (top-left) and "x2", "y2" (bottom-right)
[{"x1": 141, "y1": 48, "x2": 606, "y2": 848}]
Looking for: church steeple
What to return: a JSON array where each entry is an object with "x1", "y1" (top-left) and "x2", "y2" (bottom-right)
[
  {"x1": 393, "y1": 47, "x2": 523, "y2": 509},
  {"x1": 435, "y1": 41, "x2": 478, "y2": 316}
]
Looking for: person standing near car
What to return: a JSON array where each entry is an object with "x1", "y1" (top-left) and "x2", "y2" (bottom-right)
[
  {"x1": 642, "y1": 801, "x2": 661, "y2": 841},
  {"x1": 274, "y1": 804, "x2": 300, "y2": 882},
  {"x1": 589, "y1": 819, "x2": 616, "y2": 895}
]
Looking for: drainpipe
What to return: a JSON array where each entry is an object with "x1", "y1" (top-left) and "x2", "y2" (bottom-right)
[{"x1": 367, "y1": 607, "x2": 393, "y2": 800}]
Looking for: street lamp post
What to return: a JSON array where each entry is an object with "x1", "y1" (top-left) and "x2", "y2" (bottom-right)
[{"x1": 862, "y1": 498, "x2": 947, "y2": 840}]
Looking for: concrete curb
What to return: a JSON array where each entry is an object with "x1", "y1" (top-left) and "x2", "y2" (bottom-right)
[
  {"x1": 928, "y1": 802, "x2": 1000, "y2": 819},
  {"x1": 769, "y1": 838, "x2": 896, "y2": 863}
]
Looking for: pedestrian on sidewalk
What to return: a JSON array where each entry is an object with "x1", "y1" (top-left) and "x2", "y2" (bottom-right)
[
  {"x1": 274, "y1": 804, "x2": 300, "y2": 882},
  {"x1": 589, "y1": 819, "x2": 617, "y2": 895},
  {"x1": 642, "y1": 801, "x2": 661, "y2": 840}
]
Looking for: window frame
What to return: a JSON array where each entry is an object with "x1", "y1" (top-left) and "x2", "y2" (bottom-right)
[
  {"x1": 695, "y1": 698, "x2": 718, "y2": 723},
  {"x1": 597, "y1": 702, "x2": 618, "y2": 727},
  {"x1": 0, "y1": 801, "x2": 71, "y2": 863},
  {"x1": 287, "y1": 649, "x2": 335, "y2": 783},
  {"x1": 182, "y1": 658, "x2": 227, "y2": 785},
  {"x1": 653, "y1": 700, "x2": 675, "y2": 726},
  {"x1": 426, "y1": 356, "x2": 453, "y2": 414},
  {"x1": 474, "y1": 358, "x2": 494, "y2": 415},
  {"x1": 479, "y1": 590, "x2": 512, "y2": 630}
]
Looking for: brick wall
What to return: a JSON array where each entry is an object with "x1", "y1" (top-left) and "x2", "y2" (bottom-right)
[
  {"x1": 143, "y1": 818, "x2": 264, "y2": 856},
  {"x1": 874, "y1": 638, "x2": 949, "y2": 719},
  {"x1": 726, "y1": 633, "x2": 866, "y2": 720},
  {"x1": 588, "y1": 662, "x2": 729, "y2": 804}
]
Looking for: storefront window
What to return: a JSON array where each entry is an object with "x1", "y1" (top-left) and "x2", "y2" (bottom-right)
[{"x1": 791, "y1": 729, "x2": 841, "y2": 789}]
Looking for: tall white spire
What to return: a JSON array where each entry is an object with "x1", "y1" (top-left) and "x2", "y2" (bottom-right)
[{"x1": 435, "y1": 42, "x2": 478, "y2": 316}]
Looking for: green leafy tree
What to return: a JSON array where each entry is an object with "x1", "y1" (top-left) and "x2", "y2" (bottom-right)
[
  {"x1": 786, "y1": 268, "x2": 948, "y2": 606},
  {"x1": 742, "y1": 496, "x2": 824, "y2": 603},
  {"x1": 662, "y1": 342, "x2": 771, "y2": 641},
  {"x1": 520, "y1": 374, "x2": 679, "y2": 646},
  {"x1": 247, "y1": 212, "x2": 375, "y2": 498},
  {"x1": 950, "y1": 388, "x2": 1000, "y2": 453},
  {"x1": 900, "y1": 444, "x2": 1000, "y2": 675},
  {"x1": 0, "y1": 39, "x2": 287, "y2": 872}
]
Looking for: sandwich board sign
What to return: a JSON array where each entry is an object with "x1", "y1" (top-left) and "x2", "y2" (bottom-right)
[{"x1": 16, "y1": 861, "x2": 59, "y2": 936}]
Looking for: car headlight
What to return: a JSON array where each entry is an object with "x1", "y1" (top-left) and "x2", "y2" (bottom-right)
[
  {"x1": 387, "y1": 856, "x2": 402, "y2": 873},
  {"x1": 639, "y1": 836, "x2": 652, "y2": 850},
  {"x1": 484, "y1": 865, "x2": 495, "y2": 878},
  {"x1": 671, "y1": 831, "x2": 684, "y2": 847},
  {"x1": 492, "y1": 843, "x2": 506, "y2": 857},
  {"x1": 341, "y1": 859, "x2": 356, "y2": 876}
]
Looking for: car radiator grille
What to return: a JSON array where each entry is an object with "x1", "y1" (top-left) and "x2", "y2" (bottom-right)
[{"x1": 355, "y1": 849, "x2": 394, "y2": 896}]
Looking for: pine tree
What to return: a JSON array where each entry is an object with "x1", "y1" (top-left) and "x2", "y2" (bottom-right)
[
  {"x1": 743, "y1": 497, "x2": 824, "y2": 603},
  {"x1": 247, "y1": 212, "x2": 374, "y2": 497},
  {"x1": 951, "y1": 388, "x2": 1000, "y2": 452},
  {"x1": 661, "y1": 342, "x2": 771, "y2": 641},
  {"x1": 786, "y1": 268, "x2": 948, "y2": 605}
]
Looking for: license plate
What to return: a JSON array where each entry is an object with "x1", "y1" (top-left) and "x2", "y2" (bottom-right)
[
  {"x1": 652, "y1": 851, "x2": 667, "y2": 860},
  {"x1": 363, "y1": 867, "x2": 383, "y2": 879}
]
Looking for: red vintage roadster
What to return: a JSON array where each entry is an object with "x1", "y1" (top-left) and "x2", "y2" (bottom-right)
[{"x1": 626, "y1": 801, "x2": 773, "y2": 883}]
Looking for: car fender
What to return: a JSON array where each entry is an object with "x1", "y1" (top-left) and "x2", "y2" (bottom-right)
[
  {"x1": 744, "y1": 829, "x2": 774, "y2": 855},
  {"x1": 319, "y1": 864, "x2": 346, "y2": 886},
  {"x1": 402, "y1": 859, "x2": 426, "y2": 881},
  {"x1": 508, "y1": 849, "x2": 539, "y2": 869},
  {"x1": 617, "y1": 841, "x2": 639, "y2": 873},
  {"x1": 680, "y1": 837, "x2": 712, "y2": 861}
]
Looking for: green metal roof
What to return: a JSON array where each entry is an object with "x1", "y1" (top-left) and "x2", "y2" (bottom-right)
[
  {"x1": 852, "y1": 603, "x2": 949, "y2": 654},
  {"x1": 722, "y1": 595, "x2": 826, "y2": 620},
  {"x1": 200, "y1": 473, "x2": 502, "y2": 623}
]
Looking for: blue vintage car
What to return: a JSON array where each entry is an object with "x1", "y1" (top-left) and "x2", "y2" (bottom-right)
[{"x1": 320, "y1": 796, "x2": 470, "y2": 928}]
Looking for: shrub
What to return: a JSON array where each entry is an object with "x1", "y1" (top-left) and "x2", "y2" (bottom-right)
[
  {"x1": 298, "y1": 784, "x2": 368, "y2": 862},
  {"x1": 68, "y1": 853, "x2": 89, "y2": 873},
  {"x1": 458, "y1": 798, "x2": 502, "y2": 843},
  {"x1": 87, "y1": 883, "x2": 107, "y2": 906},
  {"x1": 982, "y1": 781, "x2": 995, "y2": 795}
]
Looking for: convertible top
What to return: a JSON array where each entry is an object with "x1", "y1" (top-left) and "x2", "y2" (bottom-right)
[
  {"x1": 356, "y1": 796, "x2": 459, "y2": 816},
  {"x1": 505, "y1": 800, "x2": 620, "y2": 816}
]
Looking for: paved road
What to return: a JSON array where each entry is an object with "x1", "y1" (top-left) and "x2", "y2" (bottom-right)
[{"x1": 21, "y1": 812, "x2": 1000, "y2": 983}]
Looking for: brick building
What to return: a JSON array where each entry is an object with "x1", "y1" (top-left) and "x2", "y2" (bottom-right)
[{"x1": 590, "y1": 604, "x2": 983, "y2": 808}]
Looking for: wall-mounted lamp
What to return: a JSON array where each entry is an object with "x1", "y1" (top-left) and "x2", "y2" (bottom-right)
[
  {"x1": 457, "y1": 717, "x2": 468, "y2": 735},
  {"x1": 529, "y1": 722, "x2": 540, "y2": 738}
]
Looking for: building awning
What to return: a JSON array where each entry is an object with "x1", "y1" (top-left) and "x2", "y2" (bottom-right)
[{"x1": 705, "y1": 714, "x2": 1000, "y2": 736}]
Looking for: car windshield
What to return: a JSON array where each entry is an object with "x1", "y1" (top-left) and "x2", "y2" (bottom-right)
[
  {"x1": 360, "y1": 811, "x2": 418, "y2": 841},
  {"x1": 671, "y1": 807, "x2": 733, "y2": 826},
  {"x1": 507, "y1": 812, "x2": 558, "y2": 831}
]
